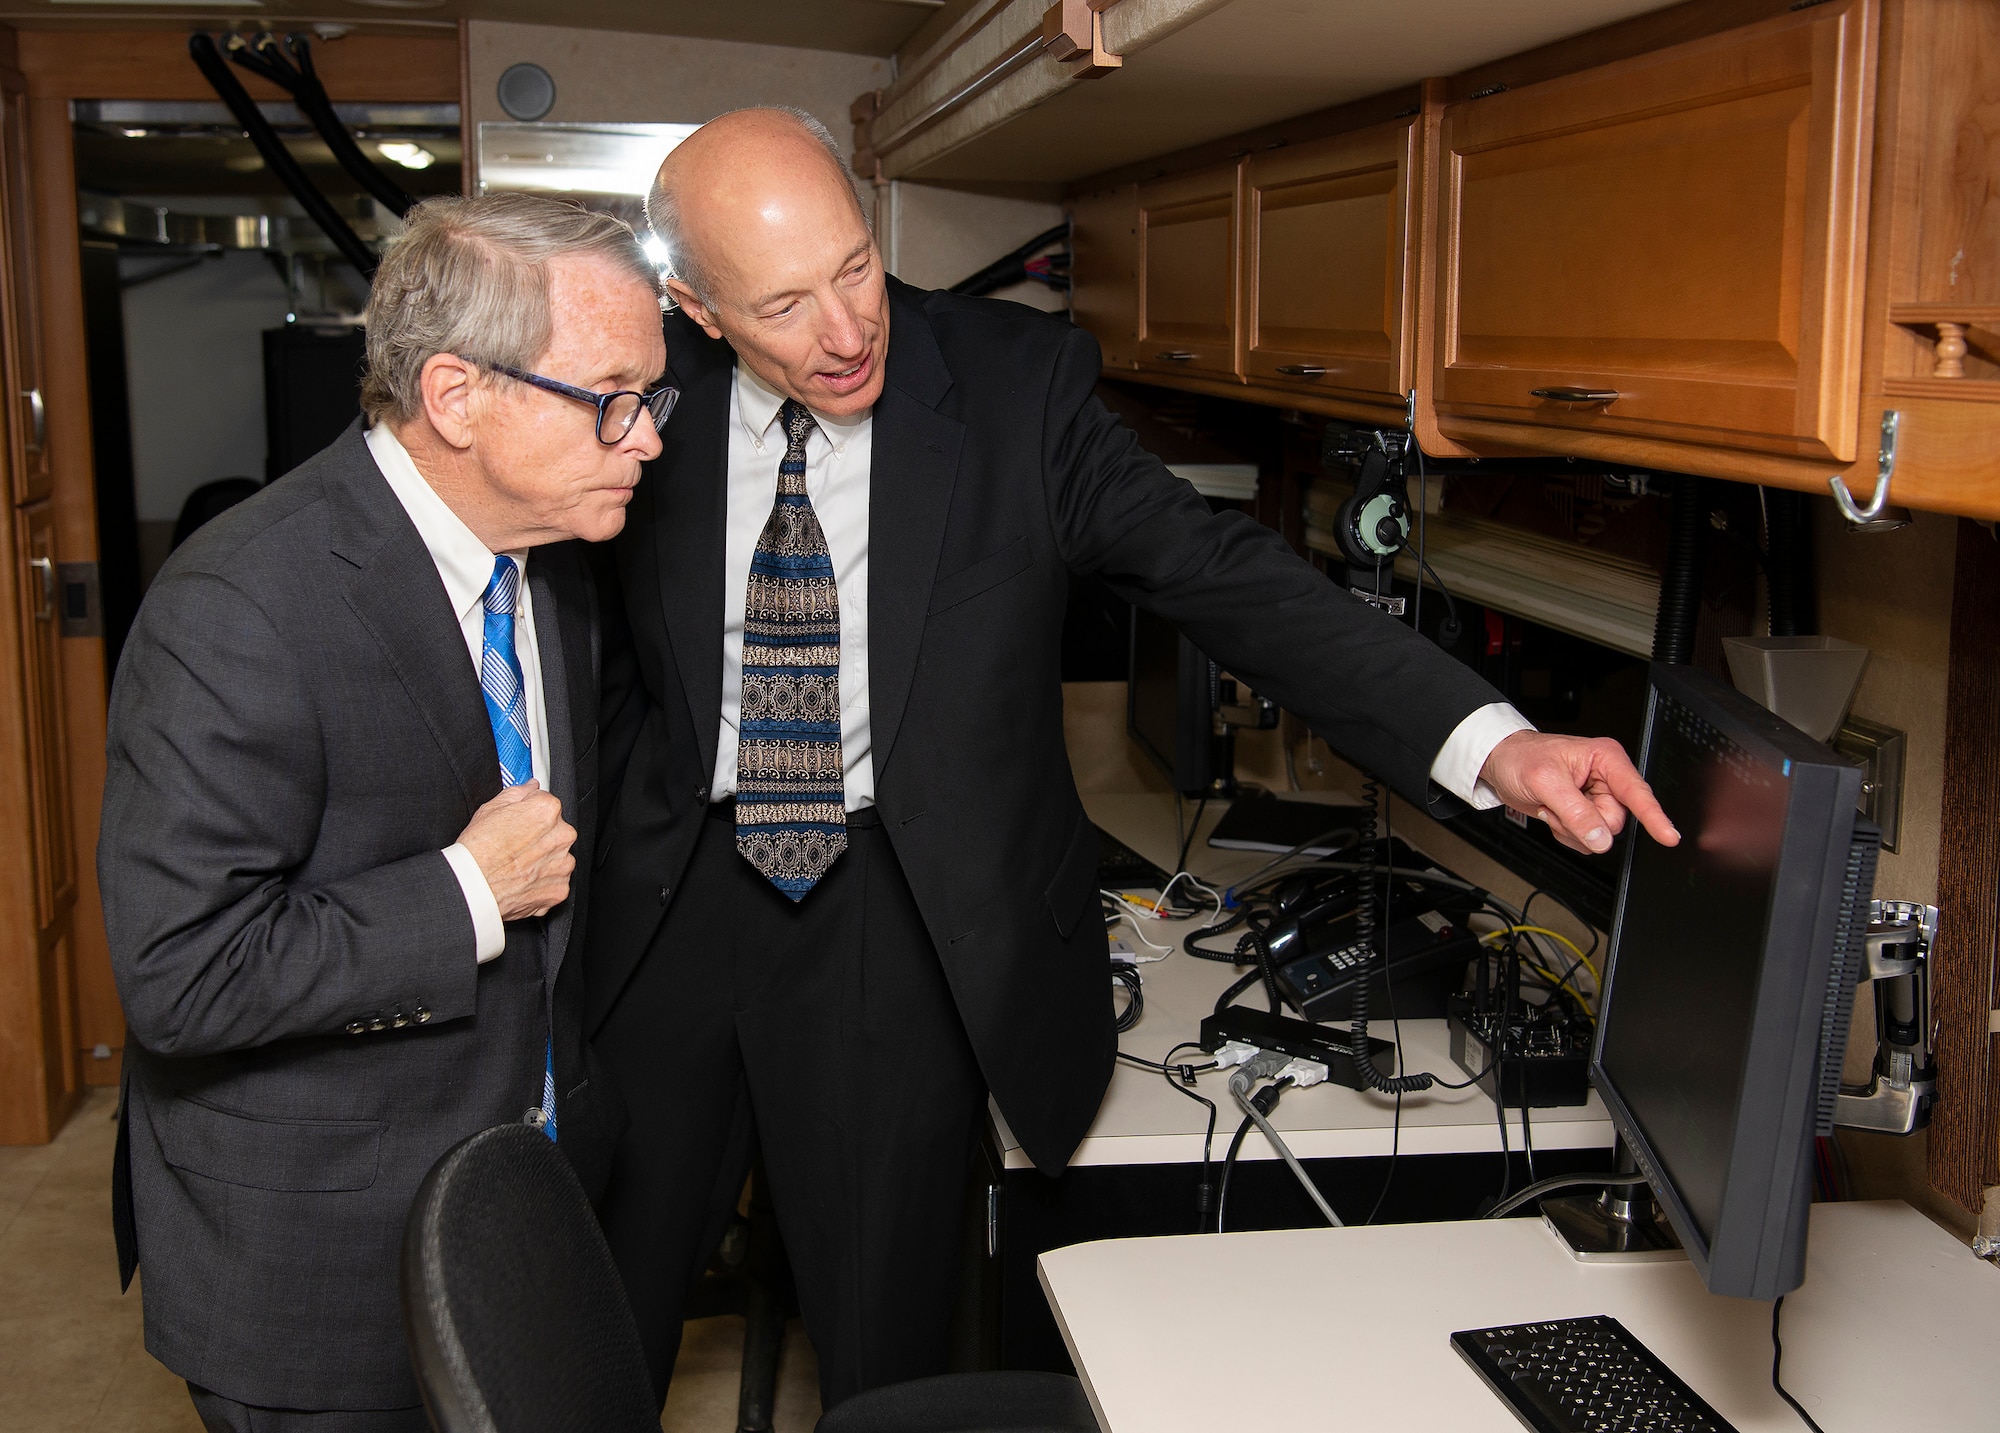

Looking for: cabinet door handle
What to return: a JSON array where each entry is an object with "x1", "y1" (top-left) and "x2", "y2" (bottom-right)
[
  {"x1": 1156, "y1": 351, "x2": 1196, "y2": 361},
  {"x1": 23, "y1": 389, "x2": 43, "y2": 453},
  {"x1": 1275, "y1": 365, "x2": 1328, "y2": 377},
  {"x1": 29, "y1": 556, "x2": 53, "y2": 621},
  {"x1": 1531, "y1": 386, "x2": 1620, "y2": 403}
]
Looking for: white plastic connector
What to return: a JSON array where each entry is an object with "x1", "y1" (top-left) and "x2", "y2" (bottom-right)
[
  {"x1": 1276, "y1": 1057, "x2": 1329, "y2": 1089},
  {"x1": 1210, "y1": 1041, "x2": 1262, "y2": 1070}
]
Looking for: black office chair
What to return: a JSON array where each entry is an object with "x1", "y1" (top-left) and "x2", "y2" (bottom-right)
[
  {"x1": 400, "y1": 1124, "x2": 657, "y2": 1433},
  {"x1": 402, "y1": 1124, "x2": 1099, "y2": 1433},
  {"x1": 813, "y1": 1371, "x2": 1099, "y2": 1433}
]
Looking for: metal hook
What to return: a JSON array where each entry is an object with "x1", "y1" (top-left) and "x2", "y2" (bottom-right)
[{"x1": 1829, "y1": 410, "x2": 1901, "y2": 525}]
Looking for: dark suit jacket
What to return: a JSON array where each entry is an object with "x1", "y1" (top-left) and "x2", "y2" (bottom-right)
[
  {"x1": 588, "y1": 279, "x2": 1502, "y2": 1174},
  {"x1": 99, "y1": 424, "x2": 617, "y2": 1411}
]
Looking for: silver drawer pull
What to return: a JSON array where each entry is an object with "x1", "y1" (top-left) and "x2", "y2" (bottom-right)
[
  {"x1": 1275, "y1": 365, "x2": 1328, "y2": 377},
  {"x1": 1531, "y1": 386, "x2": 1620, "y2": 403},
  {"x1": 1156, "y1": 351, "x2": 1196, "y2": 361}
]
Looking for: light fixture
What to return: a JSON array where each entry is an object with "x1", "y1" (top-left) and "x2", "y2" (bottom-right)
[
  {"x1": 376, "y1": 141, "x2": 436, "y2": 171},
  {"x1": 641, "y1": 233, "x2": 670, "y2": 270}
]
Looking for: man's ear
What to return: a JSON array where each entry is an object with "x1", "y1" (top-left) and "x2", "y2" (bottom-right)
[
  {"x1": 418, "y1": 352, "x2": 479, "y2": 450},
  {"x1": 665, "y1": 279, "x2": 725, "y2": 340}
]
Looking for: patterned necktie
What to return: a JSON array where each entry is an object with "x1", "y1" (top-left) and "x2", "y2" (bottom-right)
[
  {"x1": 479, "y1": 556, "x2": 557, "y2": 1142},
  {"x1": 736, "y1": 399, "x2": 846, "y2": 901}
]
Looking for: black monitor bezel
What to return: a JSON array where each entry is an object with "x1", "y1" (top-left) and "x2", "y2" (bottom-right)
[{"x1": 1591, "y1": 662, "x2": 1864, "y2": 1300}]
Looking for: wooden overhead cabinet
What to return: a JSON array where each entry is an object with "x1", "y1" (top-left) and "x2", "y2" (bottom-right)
[
  {"x1": 1427, "y1": 0, "x2": 1877, "y2": 471},
  {"x1": 1241, "y1": 117, "x2": 1419, "y2": 426},
  {"x1": 1136, "y1": 163, "x2": 1240, "y2": 383}
]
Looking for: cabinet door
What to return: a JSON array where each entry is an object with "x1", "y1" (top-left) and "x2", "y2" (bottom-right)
[
  {"x1": 1069, "y1": 182, "x2": 1141, "y2": 372},
  {"x1": 1243, "y1": 118, "x2": 1418, "y2": 409},
  {"x1": 0, "y1": 86, "x2": 45, "y2": 505},
  {"x1": 1431, "y1": 0, "x2": 1877, "y2": 463},
  {"x1": 1136, "y1": 163, "x2": 1240, "y2": 381},
  {"x1": 16, "y1": 502, "x2": 71, "y2": 928}
]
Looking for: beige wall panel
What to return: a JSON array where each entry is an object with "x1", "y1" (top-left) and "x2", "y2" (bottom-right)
[
  {"x1": 886, "y1": 181, "x2": 1065, "y2": 312},
  {"x1": 464, "y1": 19, "x2": 890, "y2": 180}
]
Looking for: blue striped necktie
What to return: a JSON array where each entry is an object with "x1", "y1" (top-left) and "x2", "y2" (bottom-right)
[
  {"x1": 735, "y1": 399, "x2": 846, "y2": 900},
  {"x1": 479, "y1": 556, "x2": 557, "y2": 1141}
]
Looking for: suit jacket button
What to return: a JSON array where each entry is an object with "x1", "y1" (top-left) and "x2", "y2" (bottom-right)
[
  {"x1": 391, "y1": 1013, "x2": 409, "y2": 1029},
  {"x1": 414, "y1": 1007, "x2": 432, "y2": 1024},
  {"x1": 345, "y1": 1022, "x2": 365, "y2": 1036},
  {"x1": 368, "y1": 1017, "x2": 387, "y2": 1032},
  {"x1": 523, "y1": 1108, "x2": 548, "y2": 1130}
]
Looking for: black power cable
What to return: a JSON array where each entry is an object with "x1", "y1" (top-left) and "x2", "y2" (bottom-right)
[
  {"x1": 1771, "y1": 1296, "x2": 1827, "y2": 1432},
  {"x1": 187, "y1": 34, "x2": 379, "y2": 277},
  {"x1": 226, "y1": 32, "x2": 416, "y2": 218}
]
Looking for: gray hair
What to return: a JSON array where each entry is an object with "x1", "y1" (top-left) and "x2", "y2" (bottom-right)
[
  {"x1": 360, "y1": 193, "x2": 662, "y2": 425},
  {"x1": 646, "y1": 106, "x2": 867, "y2": 308}
]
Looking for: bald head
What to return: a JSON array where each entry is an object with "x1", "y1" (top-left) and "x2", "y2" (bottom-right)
[
  {"x1": 648, "y1": 106, "x2": 890, "y2": 417},
  {"x1": 648, "y1": 107, "x2": 864, "y2": 308}
]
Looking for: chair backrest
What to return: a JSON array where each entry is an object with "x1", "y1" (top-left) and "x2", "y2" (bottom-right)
[{"x1": 400, "y1": 1124, "x2": 658, "y2": 1433}]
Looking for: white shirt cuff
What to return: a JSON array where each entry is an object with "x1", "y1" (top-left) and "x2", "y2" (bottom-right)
[
  {"x1": 1429, "y1": 702, "x2": 1537, "y2": 809},
  {"x1": 442, "y1": 843, "x2": 507, "y2": 964}
]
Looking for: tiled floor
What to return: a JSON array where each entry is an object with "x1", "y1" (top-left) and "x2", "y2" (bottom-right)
[{"x1": 0, "y1": 1089, "x2": 820, "y2": 1433}]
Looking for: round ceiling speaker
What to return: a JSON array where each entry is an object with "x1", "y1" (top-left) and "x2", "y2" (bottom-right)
[{"x1": 497, "y1": 63, "x2": 556, "y2": 122}]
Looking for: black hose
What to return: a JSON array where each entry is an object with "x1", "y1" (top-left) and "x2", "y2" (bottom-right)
[
  {"x1": 228, "y1": 33, "x2": 415, "y2": 218},
  {"x1": 187, "y1": 33, "x2": 379, "y2": 277},
  {"x1": 948, "y1": 221, "x2": 1069, "y2": 297},
  {"x1": 1762, "y1": 487, "x2": 1816, "y2": 636},
  {"x1": 1651, "y1": 475, "x2": 1709, "y2": 664}
]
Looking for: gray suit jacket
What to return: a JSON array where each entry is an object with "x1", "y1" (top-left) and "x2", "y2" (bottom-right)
[{"x1": 99, "y1": 423, "x2": 617, "y2": 1411}]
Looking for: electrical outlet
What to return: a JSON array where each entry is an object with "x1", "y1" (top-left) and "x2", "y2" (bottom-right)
[{"x1": 1833, "y1": 717, "x2": 1905, "y2": 853}]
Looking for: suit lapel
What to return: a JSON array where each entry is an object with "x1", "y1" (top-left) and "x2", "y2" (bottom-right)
[
  {"x1": 325, "y1": 427, "x2": 500, "y2": 816},
  {"x1": 529, "y1": 552, "x2": 578, "y2": 982},
  {"x1": 868, "y1": 282, "x2": 964, "y2": 775},
  {"x1": 651, "y1": 315, "x2": 734, "y2": 788}
]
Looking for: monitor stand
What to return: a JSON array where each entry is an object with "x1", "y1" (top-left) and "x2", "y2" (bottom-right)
[{"x1": 1541, "y1": 1144, "x2": 1686, "y2": 1264}]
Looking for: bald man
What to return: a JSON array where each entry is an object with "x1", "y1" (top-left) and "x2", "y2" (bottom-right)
[{"x1": 585, "y1": 107, "x2": 1678, "y2": 1408}]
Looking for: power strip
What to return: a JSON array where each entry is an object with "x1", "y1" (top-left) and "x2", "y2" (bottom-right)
[{"x1": 1199, "y1": 1006, "x2": 1396, "y2": 1092}]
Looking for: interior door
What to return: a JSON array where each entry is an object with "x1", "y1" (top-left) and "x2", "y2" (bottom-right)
[
  {"x1": 1430, "y1": 0, "x2": 1877, "y2": 462},
  {"x1": 1136, "y1": 162, "x2": 1240, "y2": 382},
  {"x1": 1242, "y1": 118, "x2": 1418, "y2": 412}
]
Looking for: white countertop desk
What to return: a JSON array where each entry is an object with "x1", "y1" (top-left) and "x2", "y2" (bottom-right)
[
  {"x1": 1040, "y1": 1200, "x2": 1999, "y2": 1432},
  {"x1": 988, "y1": 791, "x2": 1614, "y2": 1172}
]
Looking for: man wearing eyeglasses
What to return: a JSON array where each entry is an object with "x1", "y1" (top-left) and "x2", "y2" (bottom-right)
[{"x1": 98, "y1": 193, "x2": 671, "y2": 1432}]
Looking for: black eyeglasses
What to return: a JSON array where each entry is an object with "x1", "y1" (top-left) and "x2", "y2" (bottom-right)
[{"x1": 459, "y1": 356, "x2": 680, "y2": 445}]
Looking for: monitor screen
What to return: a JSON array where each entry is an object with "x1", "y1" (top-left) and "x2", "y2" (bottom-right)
[
  {"x1": 1597, "y1": 692, "x2": 1789, "y2": 1247},
  {"x1": 1592, "y1": 663, "x2": 1872, "y2": 1299}
]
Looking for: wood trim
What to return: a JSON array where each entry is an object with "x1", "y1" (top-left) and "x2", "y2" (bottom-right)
[
  {"x1": 15, "y1": 28, "x2": 457, "y2": 103},
  {"x1": 458, "y1": 18, "x2": 474, "y2": 197},
  {"x1": 1101, "y1": 366, "x2": 1407, "y2": 429},
  {"x1": 1929, "y1": 518, "x2": 2000, "y2": 1209},
  {"x1": 29, "y1": 94, "x2": 115, "y2": 1084}
]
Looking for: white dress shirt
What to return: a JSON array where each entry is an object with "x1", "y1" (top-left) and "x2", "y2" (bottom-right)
[
  {"x1": 714, "y1": 363, "x2": 876, "y2": 810},
  {"x1": 367, "y1": 422, "x2": 547, "y2": 963},
  {"x1": 708, "y1": 362, "x2": 1532, "y2": 815}
]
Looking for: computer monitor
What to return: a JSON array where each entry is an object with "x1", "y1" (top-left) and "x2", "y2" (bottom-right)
[
  {"x1": 1593, "y1": 662, "x2": 1878, "y2": 1300},
  {"x1": 1127, "y1": 608, "x2": 1220, "y2": 797}
]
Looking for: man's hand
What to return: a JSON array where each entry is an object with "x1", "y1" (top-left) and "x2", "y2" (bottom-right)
[
  {"x1": 1478, "y1": 731, "x2": 1681, "y2": 855},
  {"x1": 457, "y1": 781, "x2": 576, "y2": 920}
]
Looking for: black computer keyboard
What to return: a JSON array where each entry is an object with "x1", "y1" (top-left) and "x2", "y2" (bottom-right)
[{"x1": 1451, "y1": 1315, "x2": 1738, "y2": 1433}]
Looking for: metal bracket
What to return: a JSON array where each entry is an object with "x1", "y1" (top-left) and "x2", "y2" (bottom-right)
[
  {"x1": 1828, "y1": 409, "x2": 1900, "y2": 524},
  {"x1": 1834, "y1": 899, "x2": 1937, "y2": 1136}
]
